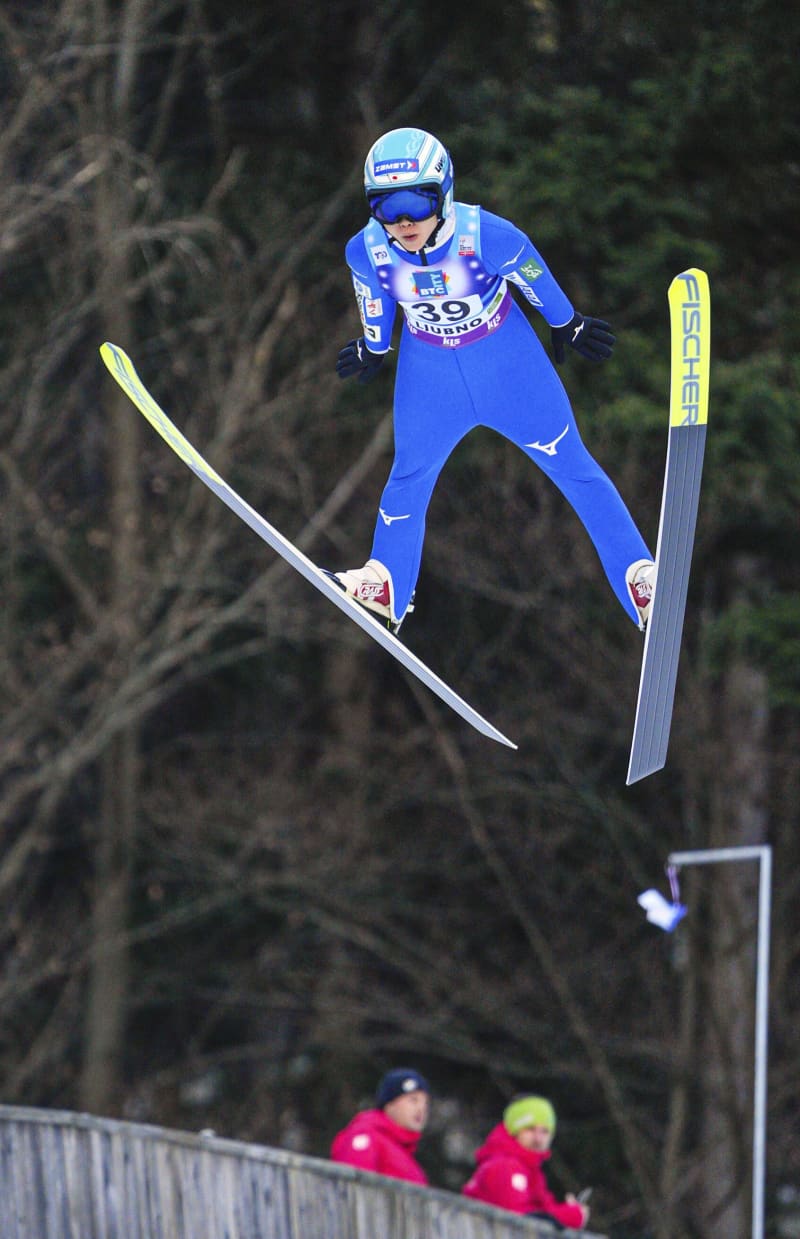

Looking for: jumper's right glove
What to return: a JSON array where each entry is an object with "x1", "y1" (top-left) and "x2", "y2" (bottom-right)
[
  {"x1": 551, "y1": 311, "x2": 615, "y2": 364},
  {"x1": 336, "y1": 337, "x2": 385, "y2": 384}
]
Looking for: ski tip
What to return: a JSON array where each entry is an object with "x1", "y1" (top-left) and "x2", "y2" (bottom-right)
[
  {"x1": 100, "y1": 341, "x2": 134, "y2": 366},
  {"x1": 99, "y1": 341, "x2": 128, "y2": 372}
]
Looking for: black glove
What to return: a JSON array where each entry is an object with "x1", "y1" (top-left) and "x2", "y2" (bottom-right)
[
  {"x1": 551, "y1": 311, "x2": 615, "y2": 364},
  {"x1": 336, "y1": 338, "x2": 385, "y2": 384}
]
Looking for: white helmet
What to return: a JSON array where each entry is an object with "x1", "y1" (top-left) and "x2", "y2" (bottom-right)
[{"x1": 363, "y1": 127, "x2": 454, "y2": 222}]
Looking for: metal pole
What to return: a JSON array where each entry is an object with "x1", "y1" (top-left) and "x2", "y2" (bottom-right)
[
  {"x1": 753, "y1": 848, "x2": 771, "y2": 1239},
  {"x1": 667, "y1": 845, "x2": 772, "y2": 1239}
]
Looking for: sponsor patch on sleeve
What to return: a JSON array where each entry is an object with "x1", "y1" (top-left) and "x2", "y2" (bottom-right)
[
  {"x1": 507, "y1": 271, "x2": 543, "y2": 306},
  {"x1": 370, "y1": 244, "x2": 391, "y2": 266},
  {"x1": 519, "y1": 259, "x2": 543, "y2": 281}
]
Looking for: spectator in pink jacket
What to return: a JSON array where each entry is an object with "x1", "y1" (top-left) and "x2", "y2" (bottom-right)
[
  {"x1": 330, "y1": 1067, "x2": 430, "y2": 1184},
  {"x1": 462, "y1": 1095, "x2": 589, "y2": 1230}
]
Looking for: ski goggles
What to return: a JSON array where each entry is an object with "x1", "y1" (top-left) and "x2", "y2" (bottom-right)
[{"x1": 367, "y1": 185, "x2": 443, "y2": 224}]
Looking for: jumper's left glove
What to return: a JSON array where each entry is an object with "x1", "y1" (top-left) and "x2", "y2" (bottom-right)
[
  {"x1": 551, "y1": 311, "x2": 615, "y2": 364},
  {"x1": 336, "y1": 337, "x2": 385, "y2": 384}
]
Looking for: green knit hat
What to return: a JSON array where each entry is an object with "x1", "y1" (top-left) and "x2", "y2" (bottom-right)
[{"x1": 503, "y1": 1095, "x2": 557, "y2": 1136}]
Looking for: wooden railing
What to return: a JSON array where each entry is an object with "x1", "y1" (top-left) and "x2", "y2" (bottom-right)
[{"x1": 0, "y1": 1104, "x2": 608, "y2": 1239}]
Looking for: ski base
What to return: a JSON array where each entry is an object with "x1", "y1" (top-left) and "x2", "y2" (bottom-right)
[{"x1": 627, "y1": 269, "x2": 710, "y2": 784}]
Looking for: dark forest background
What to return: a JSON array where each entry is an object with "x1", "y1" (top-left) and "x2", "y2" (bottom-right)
[{"x1": 1, "y1": 3, "x2": 799, "y2": 1237}]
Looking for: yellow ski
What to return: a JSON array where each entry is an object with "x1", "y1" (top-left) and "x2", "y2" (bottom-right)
[{"x1": 100, "y1": 342, "x2": 516, "y2": 750}]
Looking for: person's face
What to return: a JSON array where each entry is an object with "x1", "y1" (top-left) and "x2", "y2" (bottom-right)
[
  {"x1": 383, "y1": 1088, "x2": 430, "y2": 1132},
  {"x1": 383, "y1": 214, "x2": 439, "y2": 252},
  {"x1": 515, "y1": 1124, "x2": 553, "y2": 1152}
]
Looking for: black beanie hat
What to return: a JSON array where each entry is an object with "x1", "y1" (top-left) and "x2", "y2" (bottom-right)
[{"x1": 376, "y1": 1068, "x2": 430, "y2": 1108}]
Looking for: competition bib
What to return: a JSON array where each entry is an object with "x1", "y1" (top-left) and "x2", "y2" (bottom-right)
[{"x1": 401, "y1": 285, "x2": 511, "y2": 348}]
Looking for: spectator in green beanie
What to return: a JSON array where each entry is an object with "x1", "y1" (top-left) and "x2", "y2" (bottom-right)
[{"x1": 463, "y1": 1095, "x2": 589, "y2": 1229}]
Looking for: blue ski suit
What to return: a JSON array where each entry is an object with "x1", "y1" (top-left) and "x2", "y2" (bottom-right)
[{"x1": 345, "y1": 202, "x2": 651, "y2": 623}]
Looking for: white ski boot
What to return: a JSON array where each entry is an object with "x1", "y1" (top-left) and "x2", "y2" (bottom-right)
[
  {"x1": 625, "y1": 559, "x2": 656, "y2": 631},
  {"x1": 333, "y1": 558, "x2": 406, "y2": 632}
]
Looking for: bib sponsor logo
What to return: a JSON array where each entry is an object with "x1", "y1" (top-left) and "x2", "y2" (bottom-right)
[{"x1": 412, "y1": 269, "x2": 449, "y2": 297}]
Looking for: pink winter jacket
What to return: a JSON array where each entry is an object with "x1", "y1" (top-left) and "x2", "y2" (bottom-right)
[
  {"x1": 462, "y1": 1123, "x2": 586, "y2": 1229},
  {"x1": 330, "y1": 1108, "x2": 428, "y2": 1184}
]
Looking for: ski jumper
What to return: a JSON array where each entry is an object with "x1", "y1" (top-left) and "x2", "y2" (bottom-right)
[
  {"x1": 462, "y1": 1122, "x2": 586, "y2": 1228},
  {"x1": 345, "y1": 203, "x2": 651, "y2": 623},
  {"x1": 330, "y1": 1107, "x2": 428, "y2": 1184}
]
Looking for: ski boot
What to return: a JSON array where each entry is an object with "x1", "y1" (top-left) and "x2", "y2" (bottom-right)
[
  {"x1": 625, "y1": 559, "x2": 656, "y2": 631},
  {"x1": 328, "y1": 558, "x2": 413, "y2": 635}
]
